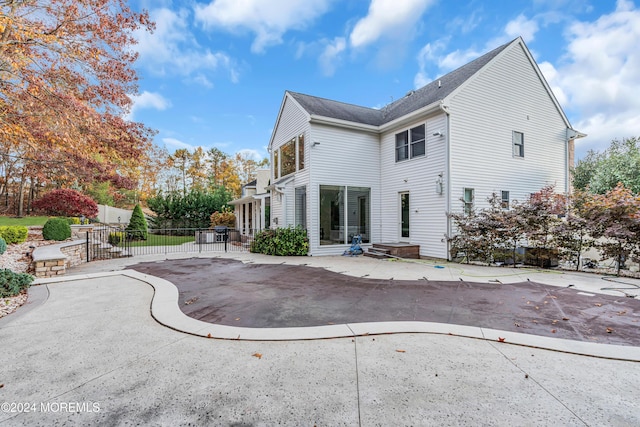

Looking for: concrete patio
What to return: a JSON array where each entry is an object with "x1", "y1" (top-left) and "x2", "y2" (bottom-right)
[{"x1": 1, "y1": 253, "x2": 639, "y2": 425}]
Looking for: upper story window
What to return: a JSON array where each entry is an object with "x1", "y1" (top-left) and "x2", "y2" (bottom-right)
[
  {"x1": 298, "y1": 133, "x2": 305, "y2": 170},
  {"x1": 513, "y1": 131, "x2": 524, "y2": 157},
  {"x1": 281, "y1": 137, "x2": 296, "y2": 176},
  {"x1": 395, "y1": 131, "x2": 408, "y2": 161},
  {"x1": 274, "y1": 133, "x2": 306, "y2": 179},
  {"x1": 396, "y1": 124, "x2": 426, "y2": 162}
]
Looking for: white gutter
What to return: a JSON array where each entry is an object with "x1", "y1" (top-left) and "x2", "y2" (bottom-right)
[
  {"x1": 309, "y1": 115, "x2": 379, "y2": 133},
  {"x1": 379, "y1": 100, "x2": 442, "y2": 133}
]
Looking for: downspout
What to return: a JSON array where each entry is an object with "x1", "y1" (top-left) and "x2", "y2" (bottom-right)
[
  {"x1": 440, "y1": 101, "x2": 452, "y2": 260},
  {"x1": 565, "y1": 129, "x2": 570, "y2": 196}
]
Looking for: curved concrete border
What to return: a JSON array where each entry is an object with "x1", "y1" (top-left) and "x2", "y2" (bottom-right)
[{"x1": 35, "y1": 270, "x2": 640, "y2": 362}]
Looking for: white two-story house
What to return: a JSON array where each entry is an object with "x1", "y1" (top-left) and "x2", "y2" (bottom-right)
[{"x1": 265, "y1": 37, "x2": 585, "y2": 258}]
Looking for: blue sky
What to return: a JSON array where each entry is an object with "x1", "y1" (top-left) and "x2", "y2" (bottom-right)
[{"x1": 127, "y1": 0, "x2": 640, "y2": 162}]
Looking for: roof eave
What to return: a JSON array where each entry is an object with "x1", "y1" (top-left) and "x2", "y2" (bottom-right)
[
  {"x1": 379, "y1": 101, "x2": 442, "y2": 132},
  {"x1": 309, "y1": 115, "x2": 380, "y2": 133}
]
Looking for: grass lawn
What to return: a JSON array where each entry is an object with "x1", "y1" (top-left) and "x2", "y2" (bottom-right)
[
  {"x1": 0, "y1": 216, "x2": 50, "y2": 226},
  {"x1": 127, "y1": 233, "x2": 195, "y2": 247}
]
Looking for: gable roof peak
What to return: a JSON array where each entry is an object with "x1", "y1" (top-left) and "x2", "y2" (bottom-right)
[{"x1": 284, "y1": 37, "x2": 521, "y2": 127}]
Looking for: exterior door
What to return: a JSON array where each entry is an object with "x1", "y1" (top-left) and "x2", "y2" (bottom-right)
[{"x1": 399, "y1": 192, "x2": 410, "y2": 241}]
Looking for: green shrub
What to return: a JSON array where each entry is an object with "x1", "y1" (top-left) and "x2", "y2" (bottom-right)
[
  {"x1": 0, "y1": 237, "x2": 6, "y2": 255},
  {"x1": 108, "y1": 232, "x2": 124, "y2": 246},
  {"x1": 42, "y1": 218, "x2": 72, "y2": 241},
  {"x1": 0, "y1": 226, "x2": 28, "y2": 244},
  {"x1": 250, "y1": 227, "x2": 309, "y2": 256},
  {"x1": 66, "y1": 217, "x2": 81, "y2": 225},
  {"x1": 0, "y1": 269, "x2": 34, "y2": 298},
  {"x1": 125, "y1": 204, "x2": 148, "y2": 241}
]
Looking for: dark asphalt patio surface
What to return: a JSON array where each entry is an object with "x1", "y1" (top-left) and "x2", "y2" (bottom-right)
[{"x1": 130, "y1": 257, "x2": 640, "y2": 346}]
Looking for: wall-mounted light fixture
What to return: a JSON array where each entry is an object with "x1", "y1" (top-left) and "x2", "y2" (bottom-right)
[
  {"x1": 312, "y1": 141, "x2": 321, "y2": 147},
  {"x1": 435, "y1": 173, "x2": 444, "y2": 194},
  {"x1": 432, "y1": 130, "x2": 444, "y2": 137}
]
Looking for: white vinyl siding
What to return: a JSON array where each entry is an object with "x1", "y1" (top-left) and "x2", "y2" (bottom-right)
[
  {"x1": 380, "y1": 113, "x2": 448, "y2": 259},
  {"x1": 308, "y1": 123, "x2": 380, "y2": 255},
  {"x1": 447, "y1": 42, "x2": 568, "y2": 215},
  {"x1": 270, "y1": 96, "x2": 310, "y2": 229}
]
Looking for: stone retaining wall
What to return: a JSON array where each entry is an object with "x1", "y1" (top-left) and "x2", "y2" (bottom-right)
[{"x1": 32, "y1": 240, "x2": 86, "y2": 278}]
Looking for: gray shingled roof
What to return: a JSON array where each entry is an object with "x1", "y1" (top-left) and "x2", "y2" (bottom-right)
[
  {"x1": 287, "y1": 92, "x2": 383, "y2": 126},
  {"x1": 288, "y1": 39, "x2": 513, "y2": 127}
]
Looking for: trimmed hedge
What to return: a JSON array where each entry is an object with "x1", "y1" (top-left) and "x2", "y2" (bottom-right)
[
  {"x1": 250, "y1": 227, "x2": 309, "y2": 256},
  {"x1": 42, "y1": 218, "x2": 71, "y2": 241},
  {"x1": 0, "y1": 225, "x2": 28, "y2": 244},
  {"x1": 0, "y1": 269, "x2": 34, "y2": 298}
]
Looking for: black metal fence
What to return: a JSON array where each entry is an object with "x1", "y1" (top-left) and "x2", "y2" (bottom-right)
[{"x1": 86, "y1": 226, "x2": 258, "y2": 261}]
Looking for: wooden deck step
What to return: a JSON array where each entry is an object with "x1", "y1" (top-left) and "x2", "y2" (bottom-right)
[{"x1": 367, "y1": 243, "x2": 420, "y2": 259}]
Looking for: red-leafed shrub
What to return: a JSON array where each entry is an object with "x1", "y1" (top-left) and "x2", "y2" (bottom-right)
[{"x1": 32, "y1": 189, "x2": 99, "y2": 218}]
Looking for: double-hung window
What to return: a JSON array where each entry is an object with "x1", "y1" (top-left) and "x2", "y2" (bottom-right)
[
  {"x1": 513, "y1": 131, "x2": 524, "y2": 157},
  {"x1": 395, "y1": 124, "x2": 426, "y2": 162},
  {"x1": 501, "y1": 191, "x2": 510, "y2": 210},
  {"x1": 395, "y1": 131, "x2": 409, "y2": 162},
  {"x1": 463, "y1": 188, "x2": 474, "y2": 216},
  {"x1": 410, "y1": 124, "x2": 425, "y2": 158}
]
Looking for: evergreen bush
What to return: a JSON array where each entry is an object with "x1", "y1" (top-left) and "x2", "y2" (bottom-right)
[
  {"x1": 0, "y1": 226, "x2": 29, "y2": 244},
  {"x1": 126, "y1": 204, "x2": 148, "y2": 240},
  {"x1": 108, "y1": 232, "x2": 125, "y2": 246},
  {"x1": 0, "y1": 269, "x2": 34, "y2": 298},
  {"x1": 42, "y1": 218, "x2": 72, "y2": 241},
  {"x1": 147, "y1": 187, "x2": 233, "y2": 230},
  {"x1": 250, "y1": 227, "x2": 309, "y2": 256},
  {"x1": 0, "y1": 237, "x2": 6, "y2": 255}
]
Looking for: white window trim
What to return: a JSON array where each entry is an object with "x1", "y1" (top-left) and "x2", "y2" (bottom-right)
[
  {"x1": 512, "y1": 131, "x2": 524, "y2": 158},
  {"x1": 276, "y1": 133, "x2": 306, "y2": 179},
  {"x1": 395, "y1": 123, "x2": 426, "y2": 163}
]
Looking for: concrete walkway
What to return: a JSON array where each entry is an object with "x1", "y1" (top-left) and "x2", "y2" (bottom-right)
[{"x1": 1, "y1": 253, "x2": 639, "y2": 425}]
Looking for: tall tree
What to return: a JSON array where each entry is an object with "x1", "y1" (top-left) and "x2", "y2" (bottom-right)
[
  {"x1": 168, "y1": 149, "x2": 191, "y2": 196},
  {"x1": 235, "y1": 151, "x2": 269, "y2": 184},
  {"x1": 573, "y1": 137, "x2": 640, "y2": 194},
  {"x1": 0, "y1": 0, "x2": 156, "y2": 213}
]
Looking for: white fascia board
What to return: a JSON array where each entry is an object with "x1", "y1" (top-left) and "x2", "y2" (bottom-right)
[
  {"x1": 268, "y1": 92, "x2": 312, "y2": 150},
  {"x1": 309, "y1": 115, "x2": 380, "y2": 134},
  {"x1": 378, "y1": 101, "x2": 442, "y2": 132}
]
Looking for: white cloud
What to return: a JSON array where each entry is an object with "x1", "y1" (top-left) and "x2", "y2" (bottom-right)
[
  {"x1": 126, "y1": 91, "x2": 171, "y2": 120},
  {"x1": 349, "y1": 0, "x2": 435, "y2": 48},
  {"x1": 413, "y1": 13, "x2": 540, "y2": 88},
  {"x1": 134, "y1": 7, "x2": 239, "y2": 85},
  {"x1": 413, "y1": 40, "x2": 446, "y2": 88},
  {"x1": 194, "y1": 0, "x2": 333, "y2": 53},
  {"x1": 541, "y1": 0, "x2": 640, "y2": 156},
  {"x1": 162, "y1": 137, "x2": 198, "y2": 151},
  {"x1": 319, "y1": 37, "x2": 346, "y2": 76},
  {"x1": 236, "y1": 148, "x2": 265, "y2": 162}
]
